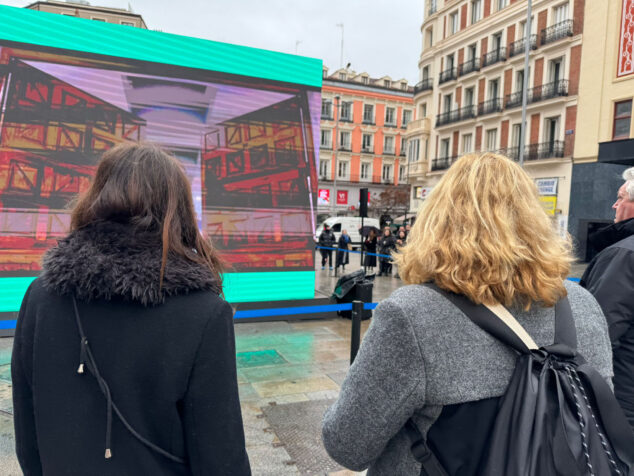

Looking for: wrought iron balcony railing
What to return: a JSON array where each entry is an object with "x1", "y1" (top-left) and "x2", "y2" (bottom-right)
[
  {"x1": 508, "y1": 34, "x2": 538, "y2": 57},
  {"x1": 339, "y1": 145, "x2": 352, "y2": 152},
  {"x1": 383, "y1": 148, "x2": 396, "y2": 155},
  {"x1": 504, "y1": 80, "x2": 569, "y2": 109},
  {"x1": 458, "y1": 58, "x2": 480, "y2": 76},
  {"x1": 431, "y1": 155, "x2": 459, "y2": 171},
  {"x1": 414, "y1": 78, "x2": 434, "y2": 93},
  {"x1": 482, "y1": 48, "x2": 506, "y2": 68},
  {"x1": 541, "y1": 20, "x2": 574, "y2": 46},
  {"x1": 361, "y1": 146, "x2": 374, "y2": 154},
  {"x1": 478, "y1": 98, "x2": 503, "y2": 116},
  {"x1": 362, "y1": 118, "x2": 375, "y2": 125},
  {"x1": 524, "y1": 140, "x2": 565, "y2": 161},
  {"x1": 438, "y1": 67, "x2": 458, "y2": 85},
  {"x1": 436, "y1": 105, "x2": 476, "y2": 127}
]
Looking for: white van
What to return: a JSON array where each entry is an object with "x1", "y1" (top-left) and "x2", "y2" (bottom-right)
[{"x1": 315, "y1": 216, "x2": 380, "y2": 248}]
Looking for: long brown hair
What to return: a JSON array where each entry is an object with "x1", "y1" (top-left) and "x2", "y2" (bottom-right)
[{"x1": 71, "y1": 142, "x2": 224, "y2": 289}]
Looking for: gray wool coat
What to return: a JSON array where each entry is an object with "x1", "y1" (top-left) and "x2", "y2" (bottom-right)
[{"x1": 321, "y1": 281, "x2": 613, "y2": 475}]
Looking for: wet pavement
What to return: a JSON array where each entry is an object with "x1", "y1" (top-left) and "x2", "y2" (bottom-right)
[{"x1": 0, "y1": 256, "x2": 587, "y2": 475}]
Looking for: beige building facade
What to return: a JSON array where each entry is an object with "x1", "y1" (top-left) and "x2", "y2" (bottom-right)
[
  {"x1": 25, "y1": 1, "x2": 147, "y2": 28},
  {"x1": 407, "y1": 0, "x2": 585, "y2": 237},
  {"x1": 568, "y1": 0, "x2": 634, "y2": 259}
]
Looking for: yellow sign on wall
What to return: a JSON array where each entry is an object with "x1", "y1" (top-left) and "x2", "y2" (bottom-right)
[{"x1": 539, "y1": 196, "x2": 557, "y2": 215}]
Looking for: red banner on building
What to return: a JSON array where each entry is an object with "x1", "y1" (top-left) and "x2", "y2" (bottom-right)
[
  {"x1": 318, "y1": 188, "x2": 330, "y2": 205},
  {"x1": 336, "y1": 190, "x2": 348, "y2": 205},
  {"x1": 618, "y1": 0, "x2": 634, "y2": 77}
]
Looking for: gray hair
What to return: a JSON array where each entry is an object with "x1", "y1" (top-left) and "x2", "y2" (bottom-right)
[{"x1": 624, "y1": 167, "x2": 634, "y2": 201}]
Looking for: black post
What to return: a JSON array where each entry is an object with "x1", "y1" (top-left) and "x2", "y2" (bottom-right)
[
  {"x1": 360, "y1": 216, "x2": 364, "y2": 269},
  {"x1": 350, "y1": 300, "x2": 363, "y2": 364}
]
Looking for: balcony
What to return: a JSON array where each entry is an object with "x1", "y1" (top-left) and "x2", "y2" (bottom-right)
[
  {"x1": 339, "y1": 115, "x2": 353, "y2": 123},
  {"x1": 524, "y1": 140, "x2": 565, "y2": 161},
  {"x1": 436, "y1": 105, "x2": 476, "y2": 127},
  {"x1": 384, "y1": 121, "x2": 398, "y2": 128},
  {"x1": 508, "y1": 35, "x2": 538, "y2": 58},
  {"x1": 339, "y1": 145, "x2": 352, "y2": 152},
  {"x1": 383, "y1": 148, "x2": 396, "y2": 156},
  {"x1": 321, "y1": 111, "x2": 333, "y2": 120},
  {"x1": 458, "y1": 58, "x2": 480, "y2": 76},
  {"x1": 414, "y1": 78, "x2": 433, "y2": 94},
  {"x1": 497, "y1": 141, "x2": 565, "y2": 161},
  {"x1": 361, "y1": 146, "x2": 374, "y2": 154},
  {"x1": 362, "y1": 118, "x2": 375, "y2": 125},
  {"x1": 478, "y1": 98, "x2": 503, "y2": 116},
  {"x1": 399, "y1": 149, "x2": 406, "y2": 156},
  {"x1": 408, "y1": 160, "x2": 429, "y2": 180},
  {"x1": 438, "y1": 67, "x2": 458, "y2": 85},
  {"x1": 504, "y1": 80, "x2": 569, "y2": 109},
  {"x1": 320, "y1": 143, "x2": 332, "y2": 150},
  {"x1": 431, "y1": 155, "x2": 459, "y2": 171},
  {"x1": 541, "y1": 20, "x2": 574, "y2": 46},
  {"x1": 405, "y1": 117, "x2": 432, "y2": 136},
  {"x1": 482, "y1": 48, "x2": 506, "y2": 68}
]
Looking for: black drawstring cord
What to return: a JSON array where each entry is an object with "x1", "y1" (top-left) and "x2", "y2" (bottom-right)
[{"x1": 72, "y1": 297, "x2": 185, "y2": 464}]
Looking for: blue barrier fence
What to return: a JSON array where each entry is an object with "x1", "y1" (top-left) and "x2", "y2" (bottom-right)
[{"x1": 316, "y1": 245, "x2": 392, "y2": 259}]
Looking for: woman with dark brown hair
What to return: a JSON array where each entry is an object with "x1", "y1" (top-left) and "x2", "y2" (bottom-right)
[{"x1": 11, "y1": 143, "x2": 251, "y2": 475}]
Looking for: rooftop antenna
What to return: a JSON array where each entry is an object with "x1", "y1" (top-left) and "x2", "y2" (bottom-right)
[
  {"x1": 295, "y1": 40, "x2": 302, "y2": 54},
  {"x1": 336, "y1": 23, "x2": 344, "y2": 69}
]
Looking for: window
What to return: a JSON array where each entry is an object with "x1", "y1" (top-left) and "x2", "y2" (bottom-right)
[
  {"x1": 401, "y1": 137, "x2": 407, "y2": 155},
  {"x1": 440, "y1": 138, "x2": 450, "y2": 158},
  {"x1": 465, "y1": 87, "x2": 474, "y2": 106},
  {"x1": 362, "y1": 133, "x2": 373, "y2": 152},
  {"x1": 363, "y1": 104, "x2": 375, "y2": 123},
  {"x1": 361, "y1": 162, "x2": 372, "y2": 180},
  {"x1": 420, "y1": 103, "x2": 428, "y2": 118},
  {"x1": 426, "y1": 28, "x2": 434, "y2": 48},
  {"x1": 320, "y1": 130, "x2": 332, "y2": 148},
  {"x1": 519, "y1": 17, "x2": 534, "y2": 38},
  {"x1": 385, "y1": 107, "x2": 396, "y2": 125},
  {"x1": 492, "y1": 32, "x2": 503, "y2": 52},
  {"x1": 446, "y1": 53, "x2": 455, "y2": 70},
  {"x1": 339, "y1": 72, "x2": 347, "y2": 80},
  {"x1": 489, "y1": 79, "x2": 500, "y2": 99},
  {"x1": 339, "y1": 131, "x2": 351, "y2": 150},
  {"x1": 462, "y1": 133, "x2": 473, "y2": 153},
  {"x1": 362, "y1": 76, "x2": 369, "y2": 85},
  {"x1": 91, "y1": 17, "x2": 107, "y2": 22},
  {"x1": 422, "y1": 65, "x2": 430, "y2": 81},
  {"x1": 486, "y1": 129, "x2": 498, "y2": 151},
  {"x1": 321, "y1": 99, "x2": 332, "y2": 119},
  {"x1": 497, "y1": 0, "x2": 508, "y2": 10},
  {"x1": 319, "y1": 159, "x2": 330, "y2": 178},
  {"x1": 121, "y1": 21, "x2": 135, "y2": 26},
  {"x1": 408, "y1": 139, "x2": 420, "y2": 162},
  {"x1": 384, "y1": 136, "x2": 395, "y2": 153},
  {"x1": 384, "y1": 79, "x2": 391, "y2": 88},
  {"x1": 471, "y1": 0, "x2": 482, "y2": 24},
  {"x1": 443, "y1": 94, "x2": 453, "y2": 113},
  {"x1": 403, "y1": 109, "x2": 413, "y2": 126},
  {"x1": 401, "y1": 82, "x2": 408, "y2": 90},
  {"x1": 468, "y1": 43, "x2": 477, "y2": 61},
  {"x1": 511, "y1": 124, "x2": 522, "y2": 148},
  {"x1": 323, "y1": 69, "x2": 328, "y2": 78},
  {"x1": 545, "y1": 116, "x2": 560, "y2": 146},
  {"x1": 338, "y1": 161, "x2": 349, "y2": 179},
  {"x1": 515, "y1": 69, "x2": 525, "y2": 93},
  {"x1": 340, "y1": 101, "x2": 352, "y2": 121},
  {"x1": 399, "y1": 165, "x2": 406, "y2": 181},
  {"x1": 554, "y1": 3, "x2": 569, "y2": 24},
  {"x1": 449, "y1": 11, "x2": 459, "y2": 35},
  {"x1": 549, "y1": 58, "x2": 563, "y2": 83},
  {"x1": 613, "y1": 100, "x2": 632, "y2": 140},
  {"x1": 382, "y1": 164, "x2": 393, "y2": 181}
]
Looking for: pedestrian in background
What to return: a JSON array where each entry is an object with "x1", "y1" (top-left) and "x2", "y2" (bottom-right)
[
  {"x1": 318, "y1": 224, "x2": 336, "y2": 270},
  {"x1": 394, "y1": 229, "x2": 407, "y2": 278},
  {"x1": 363, "y1": 229, "x2": 377, "y2": 273},
  {"x1": 323, "y1": 152, "x2": 618, "y2": 475},
  {"x1": 11, "y1": 143, "x2": 251, "y2": 476},
  {"x1": 377, "y1": 227, "x2": 396, "y2": 276},
  {"x1": 581, "y1": 166, "x2": 634, "y2": 432},
  {"x1": 336, "y1": 229, "x2": 351, "y2": 272}
]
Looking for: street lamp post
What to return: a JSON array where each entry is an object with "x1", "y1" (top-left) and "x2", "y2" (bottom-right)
[
  {"x1": 331, "y1": 96, "x2": 340, "y2": 215},
  {"x1": 518, "y1": 0, "x2": 533, "y2": 167}
]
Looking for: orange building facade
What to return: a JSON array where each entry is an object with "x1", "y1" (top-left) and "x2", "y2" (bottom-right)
[{"x1": 319, "y1": 67, "x2": 414, "y2": 218}]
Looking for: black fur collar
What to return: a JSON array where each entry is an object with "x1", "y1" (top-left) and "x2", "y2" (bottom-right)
[{"x1": 40, "y1": 221, "x2": 220, "y2": 306}]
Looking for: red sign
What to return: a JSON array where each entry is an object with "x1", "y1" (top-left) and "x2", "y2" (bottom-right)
[
  {"x1": 618, "y1": 0, "x2": 634, "y2": 77},
  {"x1": 337, "y1": 190, "x2": 348, "y2": 205},
  {"x1": 318, "y1": 188, "x2": 330, "y2": 205}
]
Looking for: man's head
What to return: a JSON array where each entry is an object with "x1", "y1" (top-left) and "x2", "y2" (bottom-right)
[
  {"x1": 613, "y1": 167, "x2": 634, "y2": 223},
  {"x1": 324, "y1": 224, "x2": 330, "y2": 231}
]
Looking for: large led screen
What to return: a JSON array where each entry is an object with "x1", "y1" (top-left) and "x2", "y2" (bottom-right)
[{"x1": 0, "y1": 9, "x2": 322, "y2": 321}]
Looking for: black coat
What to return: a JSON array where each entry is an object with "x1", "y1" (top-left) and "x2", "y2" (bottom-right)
[
  {"x1": 11, "y1": 221, "x2": 251, "y2": 476},
  {"x1": 318, "y1": 229, "x2": 336, "y2": 248},
  {"x1": 580, "y1": 217, "x2": 634, "y2": 431},
  {"x1": 363, "y1": 236, "x2": 377, "y2": 267},
  {"x1": 378, "y1": 235, "x2": 396, "y2": 258}
]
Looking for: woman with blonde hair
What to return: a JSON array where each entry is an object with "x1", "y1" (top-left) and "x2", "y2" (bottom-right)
[{"x1": 322, "y1": 153, "x2": 627, "y2": 475}]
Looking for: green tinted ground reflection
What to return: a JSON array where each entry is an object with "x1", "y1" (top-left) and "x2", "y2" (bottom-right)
[
  {"x1": 236, "y1": 350, "x2": 287, "y2": 368},
  {"x1": 235, "y1": 334, "x2": 314, "y2": 369}
]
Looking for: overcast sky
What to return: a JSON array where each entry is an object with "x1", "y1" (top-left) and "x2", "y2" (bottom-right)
[{"x1": 1, "y1": 0, "x2": 424, "y2": 83}]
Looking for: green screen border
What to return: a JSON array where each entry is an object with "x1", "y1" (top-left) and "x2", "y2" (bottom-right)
[{"x1": 0, "y1": 5, "x2": 322, "y2": 88}]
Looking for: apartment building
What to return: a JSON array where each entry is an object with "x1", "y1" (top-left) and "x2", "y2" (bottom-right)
[
  {"x1": 26, "y1": 0, "x2": 148, "y2": 28},
  {"x1": 569, "y1": 0, "x2": 634, "y2": 259},
  {"x1": 407, "y1": 0, "x2": 584, "y2": 236},
  {"x1": 319, "y1": 67, "x2": 414, "y2": 218}
]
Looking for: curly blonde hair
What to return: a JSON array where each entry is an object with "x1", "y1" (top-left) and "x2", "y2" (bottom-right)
[{"x1": 395, "y1": 153, "x2": 572, "y2": 309}]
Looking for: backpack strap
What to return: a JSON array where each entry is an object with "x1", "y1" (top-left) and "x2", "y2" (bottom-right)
[
  {"x1": 553, "y1": 297, "x2": 577, "y2": 350},
  {"x1": 404, "y1": 419, "x2": 448, "y2": 476},
  {"x1": 423, "y1": 283, "x2": 533, "y2": 354}
]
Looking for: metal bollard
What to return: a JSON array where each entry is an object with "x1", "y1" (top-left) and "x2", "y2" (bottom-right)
[{"x1": 350, "y1": 300, "x2": 363, "y2": 364}]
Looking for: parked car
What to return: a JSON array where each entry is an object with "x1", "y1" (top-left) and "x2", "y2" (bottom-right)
[{"x1": 315, "y1": 217, "x2": 380, "y2": 249}]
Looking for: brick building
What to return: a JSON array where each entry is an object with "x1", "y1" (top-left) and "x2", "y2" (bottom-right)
[
  {"x1": 407, "y1": 0, "x2": 585, "y2": 236},
  {"x1": 319, "y1": 67, "x2": 414, "y2": 219},
  {"x1": 25, "y1": 0, "x2": 147, "y2": 28}
]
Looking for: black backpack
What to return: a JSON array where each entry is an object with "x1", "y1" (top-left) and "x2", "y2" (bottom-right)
[{"x1": 406, "y1": 285, "x2": 634, "y2": 476}]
